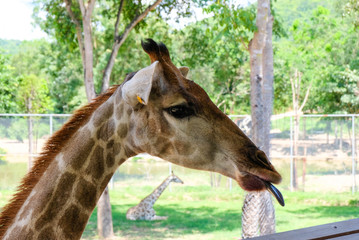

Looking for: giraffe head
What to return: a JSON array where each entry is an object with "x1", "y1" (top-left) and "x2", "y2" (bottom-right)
[
  {"x1": 169, "y1": 172, "x2": 184, "y2": 184},
  {"x1": 121, "y1": 39, "x2": 284, "y2": 205}
]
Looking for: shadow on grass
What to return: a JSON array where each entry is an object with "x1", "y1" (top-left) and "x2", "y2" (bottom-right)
[
  {"x1": 286, "y1": 205, "x2": 359, "y2": 219},
  {"x1": 276, "y1": 205, "x2": 359, "y2": 228},
  {"x1": 83, "y1": 203, "x2": 242, "y2": 239}
]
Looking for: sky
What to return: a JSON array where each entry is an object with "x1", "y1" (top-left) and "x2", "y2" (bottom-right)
[
  {"x1": 0, "y1": 0, "x2": 256, "y2": 41},
  {"x1": 0, "y1": 0, "x2": 47, "y2": 40}
]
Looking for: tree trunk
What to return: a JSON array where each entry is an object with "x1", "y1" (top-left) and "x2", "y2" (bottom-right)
[
  {"x1": 81, "y1": 1, "x2": 96, "y2": 101},
  {"x1": 97, "y1": 187, "x2": 114, "y2": 239},
  {"x1": 242, "y1": 0, "x2": 276, "y2": 238}
]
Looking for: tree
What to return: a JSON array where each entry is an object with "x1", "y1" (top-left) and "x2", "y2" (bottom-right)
[
  {"x1": 241, "y1": 0, "x2": 276, "y2": 237},
  {"x1": 17, "y1": 74, "x2": 52, "y2": 170},
  {"x1": 0, "y1": 52, "x2": 19, "y2": 113},
  {"x1": 180, "y1": 15, "x2": 253, "y2": 114},
  {"x1": 339, "y1": 0, "x2": 359, "y2": 29},
  {"x1": 39, "y1": 43, "x2": 85, "y2": 113},
  {"x1": 273, "y1": 5, "x2": 359, "y2": 115}
]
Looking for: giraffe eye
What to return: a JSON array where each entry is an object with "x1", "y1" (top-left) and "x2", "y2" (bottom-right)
[{"x1": 165, "y1": 105, "x2": 195, "y2": 119}]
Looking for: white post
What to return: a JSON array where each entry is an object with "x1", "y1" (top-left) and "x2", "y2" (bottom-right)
[
  {"x1": 352, "y1": 115, "x2": 357, "y2": 194},
  {"x1": 169, "y1": 162, "x2": 172, "y2": 192},
  {"x1": 290, "y1": 115, "x2": 294, "y2": 192},
  {"x1": 49, "y1": 114, "x2": 53, "y2": 135}
]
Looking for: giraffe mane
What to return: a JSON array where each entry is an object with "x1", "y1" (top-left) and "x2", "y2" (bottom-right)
[{"x1": 0, "y1": 85, "x2": 120, "y2": 238}]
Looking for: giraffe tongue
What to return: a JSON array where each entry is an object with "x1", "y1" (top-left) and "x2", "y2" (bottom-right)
[{"x1": 264, "y1": 181, "x2": 285, "y2": 207}]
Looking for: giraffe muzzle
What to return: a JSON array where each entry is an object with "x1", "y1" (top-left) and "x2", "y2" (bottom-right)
[{"x1": 264, "y1": 181, "x2": 285, "y2": 206}]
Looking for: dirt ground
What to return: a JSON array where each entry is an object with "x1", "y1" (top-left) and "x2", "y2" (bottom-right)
[{"x1": 0, "y1": 138, "x2": 47, "y2": 162}]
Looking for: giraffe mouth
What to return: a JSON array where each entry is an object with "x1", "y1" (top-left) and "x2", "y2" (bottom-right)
[{"x1": 237, "y1": 172, "x2": 285, "y2": 207}]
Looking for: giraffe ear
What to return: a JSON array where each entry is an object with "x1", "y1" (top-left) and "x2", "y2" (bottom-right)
[
  {"x1": 179, "y1": 66, "x2": 189, "y2": 77},
  {"x1": 122, "y1": 61, "x2": 161, "y2": 107}
]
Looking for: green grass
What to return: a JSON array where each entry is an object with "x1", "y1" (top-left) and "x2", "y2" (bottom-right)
[
  {"x1": 0, "y1": 162, "x2": 27, "y2": 190},
  {"x1": 79, "y1": 187, "x2": 359, "y2": 240}
]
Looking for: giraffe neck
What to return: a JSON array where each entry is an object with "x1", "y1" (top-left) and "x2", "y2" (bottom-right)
[
  {"x1": 1, "y1": 88, "x2": 136, "y2": 240},
  {"x1": 142, "y1": 176, "x2": 174, "y2": 207}
]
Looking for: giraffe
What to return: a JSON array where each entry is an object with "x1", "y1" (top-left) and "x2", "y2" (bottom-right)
[
  {"x1": 0, "y1": 39, "x2": 284, "y2": 240},
  {"x1": 126, "y1": 172, "x2": 183, "y2": 221}
]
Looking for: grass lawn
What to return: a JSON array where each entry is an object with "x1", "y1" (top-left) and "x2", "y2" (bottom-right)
[{"x1": 80, "y1": 187, "x2": 359, "y2": 240}]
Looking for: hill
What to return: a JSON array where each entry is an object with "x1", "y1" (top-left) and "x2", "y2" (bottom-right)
[{"x1": 0, "y1": 39, "x2": 22, "y2": 55}]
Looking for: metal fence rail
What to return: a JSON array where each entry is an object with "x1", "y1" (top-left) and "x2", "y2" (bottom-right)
[{"x1": 0, "y1": 113, "x2": 358, "y2": 193}]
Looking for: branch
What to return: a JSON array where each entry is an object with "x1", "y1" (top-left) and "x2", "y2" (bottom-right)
[
  {"x1": 299, "y1": 83, "x2": 312, "y2": 113},
  {"x1": 86, "y1": 0, "x2": 96, "y2": 20},
  {"x1": 78, "y1": 0, "x2": 85, "y2": 16},
  {"x1": 116, "y1": 0, "x2": 162, "y2": 44},
  {"x1": 290, "y1": 72, "x2": 296, "y2": 111},
  {"x1": 64, "y1": 0, "x2": 85, "y2": 61},
  {"x1": 217, "y1": 100, "x2": 226, "y2": 109},
  {"x1": 240, "y1": 36, "x2": 250, "y2": 51},
  {"x1": 114, "y1": 0, "x2": 125, "y2": 40},
  {"x1": 214, "y1": 87, "x2": 225, "y2": 105},
  {"x1": 296, "y1": 69, "x2": 301, "y2": 103},
  {"x1": 101, "y1": 0, "x2": 163, "y2": 92}
]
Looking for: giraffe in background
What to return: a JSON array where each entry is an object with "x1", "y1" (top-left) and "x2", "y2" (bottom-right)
[
  {"x1": 0, "y1": 39, "x2": 283, "y2": 240},
  {"x1": 126, "y1": 172, "x2": 183, "y2": 221}
]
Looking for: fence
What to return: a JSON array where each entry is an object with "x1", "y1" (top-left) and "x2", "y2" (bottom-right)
[{"x1": 0, "y1": 113, "x2": 358, "y2": 194}]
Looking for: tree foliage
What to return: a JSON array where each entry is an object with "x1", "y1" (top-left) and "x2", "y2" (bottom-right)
[
  {"x1": 273, "y1": 4, "x2": 359, "y2": 114},
  {"x1": 1, "y1": 0, "x2": 358, "y2": 115},
  {"x1": 0, "y1": 52, "x2": 19, "y2": 113},
  {"x1": 0, "y1": 40, "x2": 53, "y2": 114}
]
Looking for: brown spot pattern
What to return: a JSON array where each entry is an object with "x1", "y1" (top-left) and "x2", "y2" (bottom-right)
[
  {"x1": 116, "y1": 103, "x2": 124, "y2": 121},
  {"x1": 58, "y1": 204, "x2": 88, "y2": 240},
  {"x1": 123, "y1": 145, "x2": 136, "y2": 157},
  {"x1": 97, "y1": 119, "x2": 115, "y2": 141},
  {"x1": 100, "y1": 173, "x2": 114, "y2": 192},
  {"x1": 113, "y1": 143, "x2": 122, "y2": 156},
  {"x1": 37, "y1": 227, "x2": 55, "y2": 240},
  {"x1": 93, "y1": 103, "x2": 114, "y2": 127},
  {"x1": 35, "y1": 172, "x2": 76, "y2": 230},
  {"x1": 75, "y1": 178, "x2": 97, "y2": 210},
  {"x1": 106, "y1": 140, "x2": 114, "y2": 149},
  {"x1": 127, "y1": 107, "x2": 133, "y2": 115},
  {"x1": 117, "y1": 123, "x2": 128, "y2": 138},
  {"x1": 115, "y1": 89, "x2": 122, "y2": 104},
  {"x1": 106, "y1": 153, "x2": 115, "y2": 168},
  {"x1": 155, "y1": 136, "x2": 170, "y2": 151},
  {"x1": 64, "y1": 129, "x2": 95, "y2": 170},
  {"x1": 85, "y1": 145, "x2": 105, "y2": 181},
  {"x1": 118, "y1": 158, "x2": 126, "y2": 165},
  {"x1": 174, "y1": 140, "x2": 195, "y2": 156}
]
